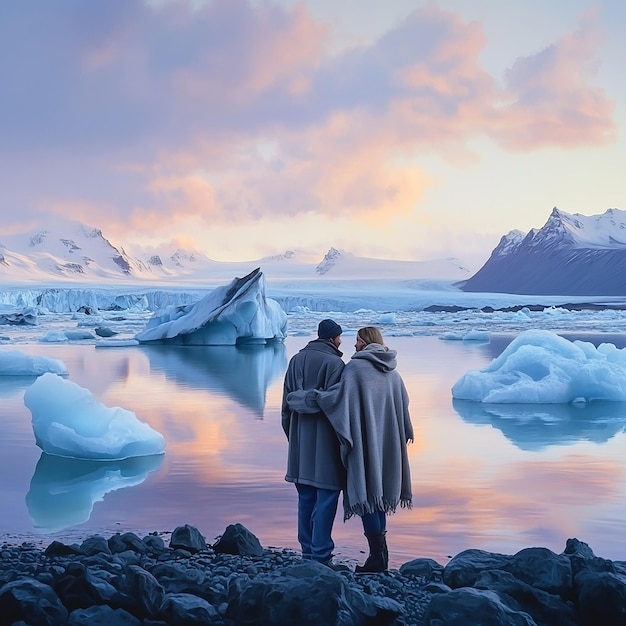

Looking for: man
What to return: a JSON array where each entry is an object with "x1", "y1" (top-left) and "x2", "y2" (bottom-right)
[{"x1": 281, "y1": 318, "x2": 345, "y2": 565}]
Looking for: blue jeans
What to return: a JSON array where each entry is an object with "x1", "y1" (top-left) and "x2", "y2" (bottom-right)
[
  {"x1": 295, "y1": 483, "x2": 340, "y2": 562},
  {"x1": 361, "y1": 509, "x2": 386, "y2": 536}
]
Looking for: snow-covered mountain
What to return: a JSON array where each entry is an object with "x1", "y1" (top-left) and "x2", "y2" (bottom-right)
[
  {"x1": 461, "y1": 207, "x2": 626, "y2": 295},
  {"x1": 0, "y1": 220, "x2": 472, "y2": 285},
  {"x1": 314, "y1": 247, "x2": 470, "y2": 280}
]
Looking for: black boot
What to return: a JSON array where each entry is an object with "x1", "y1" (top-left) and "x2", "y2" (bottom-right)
[{"x1": 355, "y1": 531, "x2": 388, "y2": 573}]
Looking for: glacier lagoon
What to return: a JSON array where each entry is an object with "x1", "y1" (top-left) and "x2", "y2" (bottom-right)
[{"x1": 2, "y1": 297, "x2": 626, "y2": 568}]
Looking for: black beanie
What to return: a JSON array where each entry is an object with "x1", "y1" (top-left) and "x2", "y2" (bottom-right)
[{"x1": 318, "y1": 319, "x2": 342, "y2": 340}]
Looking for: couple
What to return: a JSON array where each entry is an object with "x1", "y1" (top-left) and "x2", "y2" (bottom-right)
[{"x1": 281, "y1": 319, "x2": 413, "y2": 573}]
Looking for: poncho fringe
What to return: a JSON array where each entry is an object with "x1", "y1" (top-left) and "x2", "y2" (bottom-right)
[{"x1": 344, "y1": 496, "x2": 413, "y2": 521}]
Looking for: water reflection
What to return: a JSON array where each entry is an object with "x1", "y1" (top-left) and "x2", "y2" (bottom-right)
[
  {"x1": 453, "y1": 398, "x2": 626, "y2": 451},
  {"x1": 0, "y1": 376, "x2": 38, "y2": 397},
  {"x1": 26, "y1": 453, "x2": 164, "y2": 532},
  {"x1": 141, "y1": 343, "x2": 287, "y2": 417}
]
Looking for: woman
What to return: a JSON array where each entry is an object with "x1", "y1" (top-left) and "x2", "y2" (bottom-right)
[{"x1": 287, "y1": 326, "x2": 413, "y2": 572}]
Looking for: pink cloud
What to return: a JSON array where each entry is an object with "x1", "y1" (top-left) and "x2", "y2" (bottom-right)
[
  {"x1": 0, "y1": 1, "x2": 617, "y2": 239},
  {"x1": 494, "y1": 8, "x2": 616, "y2": 149}
]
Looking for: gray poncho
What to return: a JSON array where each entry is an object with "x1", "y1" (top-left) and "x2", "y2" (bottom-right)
[{"x1": 287, "y1": 343, "x2": 413, "y2": 520}]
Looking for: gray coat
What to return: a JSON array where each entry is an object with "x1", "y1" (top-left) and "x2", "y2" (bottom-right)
[{"x1": 281, "y1": 339, "x2": 346, "y2": 491}]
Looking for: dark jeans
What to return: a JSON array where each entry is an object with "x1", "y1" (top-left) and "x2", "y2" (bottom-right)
[
  {"x1": 295, "y1": 483, "x2": 340, "y2": 562},
  {"x1": 361, "y1": 509, "x2": 386, "y2": 536}
]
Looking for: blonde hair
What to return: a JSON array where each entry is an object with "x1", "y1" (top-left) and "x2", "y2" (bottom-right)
[{"x1": 357, "y1": 326, "x2": 384, "y2": 346}]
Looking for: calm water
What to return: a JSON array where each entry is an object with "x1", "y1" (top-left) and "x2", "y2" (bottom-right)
[{"x1": 2, "y1": 334, "x2": 626, "y2": 568}]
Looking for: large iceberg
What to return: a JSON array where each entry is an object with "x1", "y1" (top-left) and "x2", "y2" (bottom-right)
[
  {"x1": 452, "y1": 329, "x2": 626, "y2": 403},
  {"x1": 135, "y1": 268, "x2": 287, "y2": 346},
  {"x1": 24, "y1": 373, "x2": 166, "y2": 460}
]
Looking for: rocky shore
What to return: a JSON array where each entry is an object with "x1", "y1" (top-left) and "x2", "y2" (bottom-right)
[{"x1": 1, "y1": 522, "x2": 625, "y2": 625}]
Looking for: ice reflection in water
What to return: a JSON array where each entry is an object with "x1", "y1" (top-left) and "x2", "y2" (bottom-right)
[
  {"x1": 453, "y1": 399, "x2": 626, "y2": 451},
  {"x1": 27, "y1": 453, "x2": 164, "y2": 532},
  {"x1": 141, "y1": 343, "x2": 288, "y2": 417}
]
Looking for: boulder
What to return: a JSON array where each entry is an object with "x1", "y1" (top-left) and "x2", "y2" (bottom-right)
[
  {"x1": 575, "y1": 570, "x2": 626, "y2": 626},
  {"x1": 443, "y1": 549, "x2": 510, "y2": 588},
  {"x1": 213, "y1": 522, "x2": 264, "y2": 556},
  {"x1": 225, "y1": 560, "x2": 401, "y2": 626},
  {"x1": 169, "y1": 524, "x2": 207, "y2": 553},
  {"x1": 504, "y1": 546, "x2": 572, "y2": 598},
  {"x1": 423, "y1": 587, "x2": 537, "y2": 626},
  {"x1": 0, "y1": 578, "x2": 68, "y2": 626},
  {"x1": 159, "y1": 592, "x2": 219, "y2": 624}
]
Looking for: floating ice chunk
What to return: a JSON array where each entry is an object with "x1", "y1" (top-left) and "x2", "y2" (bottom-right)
[
  {"x1": 135, "y1": 268, "x2": 287, "y2": 346},
  {"x1": 40, "y1": 330, "x2": 69, "y2": 343},
  {"x1": 64, "y1": 330, "x2": 96, "y2": 340},
  {"x1": 0, "y1": 349, "x2": 68, "y2": 376},
  {"x1": 462, "y1": 330, "x2": 491, "y2": 342},
  {"x1": 452, "y1": 329, "x2": 626, "y2": 403},
  {"x1": 24, "y1": 373, "x2": 166, "y2": 460},
  {"x1": 377, "y1": 312, "x2": 396, "y2": 324},
  {"x1": 96, "y1": 339, "x2": 140, "y2": 347},
  {"x1": 440, "y1": 330, "x2": 490, "y2": 342}
]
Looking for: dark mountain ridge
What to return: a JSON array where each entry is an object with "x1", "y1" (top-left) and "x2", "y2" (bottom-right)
[{"x1": 461, "y1": 207, "x2": 626, "y2": 296}]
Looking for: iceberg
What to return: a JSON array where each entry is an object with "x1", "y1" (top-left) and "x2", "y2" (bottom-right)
[
  {"x1": 24, "y1": 373, "x2": 166, "y2": 460},
  {"x1": 0, "y1": 348, "x2": 67, "y2": 376},
  {"x1": 135, "y1": 268, "x2": 287, "y2": 346},
  {"x1": 0, "y1": 305, "x2": 38, "y2": 325},
  {"x1": 452, "y1": 329, "x2": 626, "y2": 403}
]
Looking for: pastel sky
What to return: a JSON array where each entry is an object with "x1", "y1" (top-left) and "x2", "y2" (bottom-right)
[{"x1": 1, "y1": 0, "x2": 623, "y2": 269}]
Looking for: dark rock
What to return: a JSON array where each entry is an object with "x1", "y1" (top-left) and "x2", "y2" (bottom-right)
[
  {"x1": 213, "y1": 522, "x2": 263, "y2": 557},
  {"x1": 0, "y1": 578, "x2": 69, "y2": 626},
  {"x1": 143, "y1": 534, "x2": 166, "y2": 554},
  {"x1": 564, "y1": 537, "x2": 616, "y2": 578},
  {"x1": 44, "y1": 540, "x2": 82, "y2": 557},
  {"x1": 563, "y1": 537, "x2": 596, "y2": 561},
  {"x1": 474, "y1": 569, "x2": 578, "y2": 626},
  {"x1": 80, "y1": 535, "x2": 112, "y2": 556},
  {"x1": 443, "y1": 548, "x2": 510, "y2": 588},
  {"x1": 68, "y1": 604, "x2": 142, "y2": 625},
  {"x1": 169, "y1": 524, "x2": 207, "y2": 553},
  {"x1": 400, "y1": 557, "x2": 444, "y2": 580},
  {"x1": 108, "y1": 532, "x2": 148, "y2": 555},
  {"x1": 121, "y1": 564, "x2": 165, "y2": 618},
  {"x1": 504, "y1": 546, "x2": 572, "y2": 598},
  {"x1": 54, "y1": 563, "x2": 132, "y2": 611},
  {"x1": 225, "y1": 560, "x2": 400, "y2": 625},
  {"x1": 159, "y1": 592, "x2": 219, "y2": 624},
  {"x1": 150, "y1": 561, "x2": 206, "y2": 595},
  {"x1": 575, "y1": 570, "x2": 626, "y2": 626},
  {"x1": 423, "y1": 587, "x2": 537, "y2": 626}
]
